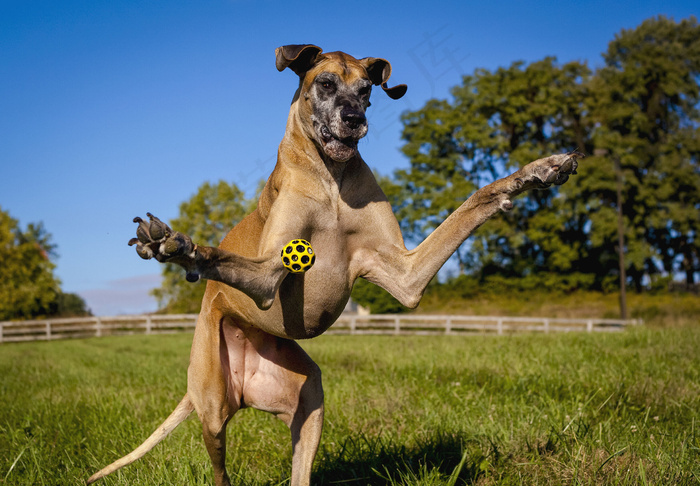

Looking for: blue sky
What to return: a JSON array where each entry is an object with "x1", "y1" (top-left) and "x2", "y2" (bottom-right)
[{"x1": 1, "y1": 0, "x2": 697, "y2": 315}]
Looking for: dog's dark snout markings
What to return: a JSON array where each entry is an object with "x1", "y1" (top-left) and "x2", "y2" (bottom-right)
[{"x1": 340, "y1": 106, "x2": 366, "y2": 129}]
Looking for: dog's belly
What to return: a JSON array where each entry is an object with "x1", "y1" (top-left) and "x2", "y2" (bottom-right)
[{"x1": 277, "y1": 252, "x2": 352, "y2": 338}]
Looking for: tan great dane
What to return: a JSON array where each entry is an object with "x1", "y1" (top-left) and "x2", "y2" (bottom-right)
[{"x1": 87, "y1": 44, "x2": 582, "y2": 486}]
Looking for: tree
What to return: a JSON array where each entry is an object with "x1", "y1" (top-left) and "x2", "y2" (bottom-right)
[
  {"x1": 0, "y1": 207, "x2": 61, "y2": 320},
  {"x1": 52, "y1": 292, "x2": 91, "y2": 317},
  {"x1": 152, "y1": 180, "x2": 257, "y2": 313},
  {"x1": 590, "y1": 15, "x2": 700, "y2": 287}
]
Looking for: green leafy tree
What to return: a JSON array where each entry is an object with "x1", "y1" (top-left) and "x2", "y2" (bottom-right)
[
  {"x1": 52, "y1": 292, "x2": 91, "y2": 317},
  {"x1": 152, "y1": 181, "x2": 257, "y2": 313},
  {"x1": 0, "y1": 207, "x2": 61, "y2": 320},
  {"x1": 590, "y1": 15, "x2": 700, "y2": 287}
]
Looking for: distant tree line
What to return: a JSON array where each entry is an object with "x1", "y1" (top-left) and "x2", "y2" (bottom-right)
[{"x1": 0, "y1": 207, "x2": 90, "y2": 321}]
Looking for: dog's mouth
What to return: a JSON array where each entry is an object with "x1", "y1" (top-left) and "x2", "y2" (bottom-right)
[
  {"x1": 318, "y1": 125, "x2": 360, "y2": 162},
  {"x1": 321, "y1": 125, "x2": 358, "y2": 148}
]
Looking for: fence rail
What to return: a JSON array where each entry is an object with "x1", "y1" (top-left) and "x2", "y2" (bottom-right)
[
  {"x1": 0, "y1": 313, "x2": 642, "y2": 344},
  {"x1": 332, "y1": 314, "x2": 642, "y2": 335},
  {"x1": 0, "y1": 314, "x2": 198, "y2": 343}
]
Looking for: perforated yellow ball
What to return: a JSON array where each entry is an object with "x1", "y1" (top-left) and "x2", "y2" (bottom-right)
[{"x1": 281, "y1": 239, "x2": 315, "y2": 273}]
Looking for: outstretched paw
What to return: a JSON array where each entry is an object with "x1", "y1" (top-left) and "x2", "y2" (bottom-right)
[
  {"x1": 128, "y1": 213, "x2": 199, "y2": 281},
  {"x1": 515, "y1": 151, "x2": 584, "y2": 192}
]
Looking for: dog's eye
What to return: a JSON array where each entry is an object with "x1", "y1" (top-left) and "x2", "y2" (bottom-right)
[
  {"x1": 358, "y1": 86, "x2": 371, "y2": 97},
  {"x1": 319, "y1": 80, "x2": 335, "y2": 90}
]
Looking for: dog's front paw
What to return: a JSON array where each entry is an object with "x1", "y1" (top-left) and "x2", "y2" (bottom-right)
[
  {"x1": 518, "y1": 151, "x2": 584, "y2": 190},
  {"x1": 128, "y1": 213, "x2": 197, "y2": 276}
]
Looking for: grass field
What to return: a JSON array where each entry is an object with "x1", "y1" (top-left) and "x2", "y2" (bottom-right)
[{"x1": 1, "y1": 326, "x2": 699, "y2": 485}]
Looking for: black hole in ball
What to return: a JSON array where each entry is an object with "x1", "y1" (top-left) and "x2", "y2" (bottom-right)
[
  {"x1": 292, "y1": 264, "x2": 301, "y2": 271},
  {"x1": 292, "y1": 255, "x2": 298, "y2": 261},
  {"x1": 301, "y1": 255, "x2": 309, "y2": 264},
  {"x1": 296, "y1": 245, "x2": 305, "y2": 252},
  {"x1": 311, "y1": 255, "x2": 316, "y2": 264},
  {"x1": 286, "y1": 247, "x2": 293, "y2": 254}
]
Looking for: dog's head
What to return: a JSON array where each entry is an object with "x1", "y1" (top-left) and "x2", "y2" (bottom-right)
[{"x1": 276, "y1": 44, "x2": 407, "y2": 163}]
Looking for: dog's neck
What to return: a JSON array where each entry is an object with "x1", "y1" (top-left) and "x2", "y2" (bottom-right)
[{"x1": 323, "y1": 157, "x2": 351, "y2": 187}]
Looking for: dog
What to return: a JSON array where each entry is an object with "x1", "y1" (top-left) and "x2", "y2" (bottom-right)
[{"x1": 87, "y1": 44, "x2": 582, "y2": 486}]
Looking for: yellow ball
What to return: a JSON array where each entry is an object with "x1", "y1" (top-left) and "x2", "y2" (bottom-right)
[{"x1": 281, "y1": 239, "x2": 315, "y2": 273}]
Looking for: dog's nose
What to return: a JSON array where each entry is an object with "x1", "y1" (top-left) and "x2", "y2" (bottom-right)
[{"x1": 341, "y1": 108, "x2": 366, "y2": 130}]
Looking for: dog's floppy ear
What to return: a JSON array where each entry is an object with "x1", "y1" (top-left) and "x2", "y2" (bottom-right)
[
  {"x1": 360, "y1": 57, "x2": 407, "y2": 100},
  {"x1": 276, "y1": 44, "x2": 323, "y2": 76}
]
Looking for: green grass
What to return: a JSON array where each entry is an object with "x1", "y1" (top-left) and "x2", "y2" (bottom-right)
[{"x1": 1, "y1": 327, "x2": 699, "y2": 485}]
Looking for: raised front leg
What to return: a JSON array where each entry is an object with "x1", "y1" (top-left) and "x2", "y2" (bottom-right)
[
  {"x1": 363, "y1": 151, "x2": 583, "y2": 307},
  {"x1": 128, "y1": 213, "x2": 289, "y2": 309}
]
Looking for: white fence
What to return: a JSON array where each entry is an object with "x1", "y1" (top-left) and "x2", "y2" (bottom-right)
[
  {"x1": 0, "y1": 313, "x2": 642, "y2": 344},
  {"x1": 333, "y1": 314, "x2": 641, "y2": 335},
  {"x1": 0, "y1": 314, "x2": 198, "y2": 343}
]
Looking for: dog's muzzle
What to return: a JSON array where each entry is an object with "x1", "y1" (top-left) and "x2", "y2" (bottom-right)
[{"x1": 317, "y1": 108, "x2": 367, "y2": 162}]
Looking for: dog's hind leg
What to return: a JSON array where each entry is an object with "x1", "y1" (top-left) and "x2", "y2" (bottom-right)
[
  {"x1": 272, "y1": 345, "x2": 324, "y2": 486},
  {"x1": 202, "y1": 421, "x2": 232, "y2": 486},
  {"x1": 187, "y1": 309, "x2": 240, "y2": 486},
  {"x1": 287, "y1": 378, "x2": 324, "y2": 486}
]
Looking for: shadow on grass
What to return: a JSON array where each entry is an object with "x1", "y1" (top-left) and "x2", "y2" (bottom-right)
[{"x1": 306, "y1": 431, "x2": 489, "y2": 485}]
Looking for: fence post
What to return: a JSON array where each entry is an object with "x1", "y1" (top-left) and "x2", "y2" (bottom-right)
[
  {"x1": 0, "y1": 322, "x2": 3, "y2": 343},
  {"x1": 587, "y1": 320, "x2": 594, "y2": 332},
  {"x1": 46, "y1": 321, "x2": 52, "y2": 340},
  {"x1": 96, "y1": 317, "x2": 102, "y2": 337},
  {"x1": 350, "y1": 316, "x2": 356, "y2": 334},
  {"x1": 497, "y1": 318, "x2": 503, "y2": 335},
  {"x1": 445, "y1": 317, "x2": 452, "y2": 335},
  {"x1": 394, "y1": 316, "x2": 401, "y2": 335},
  {"x1": 543, "y1": 319, "x2": 550, "y2": 334},
  {"x1": 146, "y1": 315, "x2": 153, "y2": 335}
]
